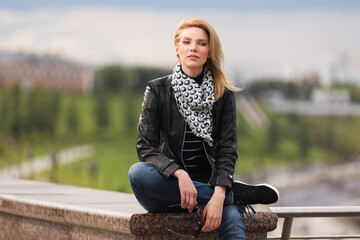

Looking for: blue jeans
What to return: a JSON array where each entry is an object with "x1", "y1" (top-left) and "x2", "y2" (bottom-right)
[{"x1": 128, "y1": 162, "x2": 246, "y2": 240}]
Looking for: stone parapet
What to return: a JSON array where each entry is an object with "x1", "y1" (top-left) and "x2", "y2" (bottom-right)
[{"x1": 0, "y1": 179, "x2": 277, "y2": 239}]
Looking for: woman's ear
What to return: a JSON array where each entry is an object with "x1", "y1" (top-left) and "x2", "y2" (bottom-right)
[{"x1": 175, "y1": 45, "x2": 179, "y2": 56}]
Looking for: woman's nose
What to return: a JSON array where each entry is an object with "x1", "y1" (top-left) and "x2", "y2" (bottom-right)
[{"x1": 189, "y1": 43, "x2": 197, "y2": 51}]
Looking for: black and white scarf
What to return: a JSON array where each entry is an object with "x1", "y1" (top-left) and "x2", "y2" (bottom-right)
[{"x1": 171, "y1": 63, "x2": 215, "y2": 146}]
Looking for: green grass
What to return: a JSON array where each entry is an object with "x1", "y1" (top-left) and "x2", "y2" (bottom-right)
[
  {"x1": 28, "y1": 136, "x2": 139, "y2": 193},
  {"x1": 0, "y1": 134, "x2": 87, "y2": 168},
  {"x1": 3, "y1": 91, "x2": 360, "y2": 194},
  {"x1": 24, "y1": 93, "x2": 143, "y2": 193},
  {"x1": 0, "y1": 92, "x2": 143, "y2": 168},
  {"x1": 234, "y1": 107, "x2": 339, "y2": 176}
]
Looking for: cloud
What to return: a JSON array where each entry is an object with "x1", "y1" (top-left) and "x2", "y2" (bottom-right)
[
  {"x1": 0, "y1": 8, "x2": 180, "y2": 66},
  {"x1": 0, "y1": 8, "x2": 360, "y2": 78}
]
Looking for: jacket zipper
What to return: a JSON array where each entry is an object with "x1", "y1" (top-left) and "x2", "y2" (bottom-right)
[
  {"x1": 180, "y1": 122, "x2": 188, "y2": 171},
  {"x1": 203, "y1": 140, "x2": 215, "y2": 184}
]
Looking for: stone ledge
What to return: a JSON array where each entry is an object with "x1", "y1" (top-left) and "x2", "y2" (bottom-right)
[
  {"x1": 0, "y1": 179, "x2": 278, "y2": 239},
  {"x1": 0, "y1": 194, "x2": 133, "y2": 235},
  {"x1": 130, "y1": 211, "x2": 277, "y2": 239},
  {"x1": 0, "y1": 179, "x2": 144, "y2": 239}
]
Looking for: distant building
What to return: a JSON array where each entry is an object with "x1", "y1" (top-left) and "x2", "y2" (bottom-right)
[
  {"x1": 330, "y1": 50, "x2": 360, "y2": 87},
  {"x1": 266, "y1": 88, "x2": 360, "y2": 117},
  {"x1": 312, "y1": 88, "x2": 350, "y2": 104},
  {"x1": 0, "y1": 52, "x2": 94, "y2": 93},
  {"x1": 301, "y1": 71, "x2": 319, "y2": 85}
]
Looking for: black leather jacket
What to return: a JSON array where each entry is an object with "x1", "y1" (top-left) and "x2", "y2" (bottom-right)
[{"x1": 136, "y1": 75, "x2": 238, "y2": 189}]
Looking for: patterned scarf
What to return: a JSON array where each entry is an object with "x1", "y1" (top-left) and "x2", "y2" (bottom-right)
[{"x1": 171, "y1": 63, "x2": 215, "y2": 146}]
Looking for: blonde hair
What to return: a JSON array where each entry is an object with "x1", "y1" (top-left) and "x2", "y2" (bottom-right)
[{"x1": 174, "y1": 17, "x2": 239, "y2": 100}]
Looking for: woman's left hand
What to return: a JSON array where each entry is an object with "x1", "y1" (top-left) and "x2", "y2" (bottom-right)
[{"x1": 201, "y1": 186, "x2": 226, "y2": 232}]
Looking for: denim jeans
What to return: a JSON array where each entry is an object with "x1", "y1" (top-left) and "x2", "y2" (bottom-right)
[{"x1": 128, "y1": 162, "x2": 246, "y2": 240}]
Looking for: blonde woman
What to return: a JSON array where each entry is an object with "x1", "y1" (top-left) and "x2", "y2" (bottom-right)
[{"x1": 129, "y1": 18, "x2": 279, "y2": 239}]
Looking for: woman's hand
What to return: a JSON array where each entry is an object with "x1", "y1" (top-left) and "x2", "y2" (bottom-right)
[
  {"x1": 173, "y1": 169, "x2": 197, "y2": 212},
  {"x1": 201, "y1": 186, "x2": 226, "y2": 232}
]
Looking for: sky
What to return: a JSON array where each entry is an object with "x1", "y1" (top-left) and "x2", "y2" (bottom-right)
[
  {"x1": 1, "y1": 1, "x2": 360, "y2": 80},
  {"x1": 2, "y1": 0, "x2": 360, "y2": 11}
]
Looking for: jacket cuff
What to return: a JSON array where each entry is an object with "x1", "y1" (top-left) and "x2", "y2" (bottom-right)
[
  {"x1": 162, "y1": 160, "x2": 181, "y2": 178},
  {"x1": 210, "y1": 173, "x2": 234, "y2": 190}
]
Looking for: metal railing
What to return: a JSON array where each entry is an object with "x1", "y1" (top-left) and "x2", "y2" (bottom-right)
[{"x1": 269, "y1": 206, "x2": 360, "y2": 240}]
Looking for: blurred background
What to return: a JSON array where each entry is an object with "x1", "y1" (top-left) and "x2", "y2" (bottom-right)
[{"x1": 1, "y1": 0, "x2": 360, "y2": 235}]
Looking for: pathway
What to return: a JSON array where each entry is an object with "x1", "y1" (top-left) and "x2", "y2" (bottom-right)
[
  {"x1": 0, "y1": 144, "x2": 94, "y2": 179},
  {"x1": 237, "y1": 95, "x2": 269, "y2": 130}
]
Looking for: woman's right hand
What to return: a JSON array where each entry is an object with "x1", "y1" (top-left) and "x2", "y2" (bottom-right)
[{"x1": 173, "y1": 169, "x2": 197, "y2": 212}]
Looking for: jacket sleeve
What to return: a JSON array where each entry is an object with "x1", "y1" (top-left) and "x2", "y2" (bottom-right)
[
  {"x1": 210, "y1": 90, "x2": 238, "y2": 189},
  {"x1": 136, "y1": 82, "x2": 181, "y2": 178}
]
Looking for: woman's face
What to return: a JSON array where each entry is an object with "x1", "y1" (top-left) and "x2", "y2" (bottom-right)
[{"x1": 175, "y1": 27, "x2": 209, "y2": 77}]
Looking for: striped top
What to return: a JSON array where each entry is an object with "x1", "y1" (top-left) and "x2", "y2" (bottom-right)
[
  {"x1": 180, "y1": 66, "x2": 212, "y2": 183},
  {"x1": 183, "y1": 125, "x2": 212, "y2": 183}
]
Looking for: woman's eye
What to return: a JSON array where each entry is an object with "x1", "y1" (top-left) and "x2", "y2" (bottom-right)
[
  {"x1": 199, "y1": 42, "x2": 207, "y2": 46},
  {"x1": 183, "y1": 40, "x2": 190, "y2": 44}
]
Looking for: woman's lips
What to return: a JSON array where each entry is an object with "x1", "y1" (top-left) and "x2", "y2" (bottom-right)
[{"x1": 188, "y1": 55, "x2": 199, "y2": 60}]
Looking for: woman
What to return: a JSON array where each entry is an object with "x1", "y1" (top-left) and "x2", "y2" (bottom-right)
[{"x1": 128, "y1": 17, "x2": 279, "y2": 239}]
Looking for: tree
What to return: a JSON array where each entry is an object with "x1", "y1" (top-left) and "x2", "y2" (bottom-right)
[
  {"x1": 298, "y1": 121, "x2": 310, "y2": 160},
  {"x1": 0, "y1": 84, "x2": 23, "y2": 137},
  {"x1": 94, "y1": 65, "x2": 129, "y2": 94},
  {"x1": 66, "y1": 97, "x2": 79, "y2": 133},
  {"x1": 94, "y1": 91, "x2": 109, "y2": 132},
  {"x1": 123, "y1": 92, "x2": 138, "y2": 134},
  {"x1": 266, "y1": 119, "x2": 279, "y2": 154},
  {"x1": 0, "y1": 90, "x2": 8, "y2": 133},
  {"x1": 94, "y1": 64, "x2": 171, "y2": 94},
  {"x1": 129, "y1": 66, "x2": 170, "y2": 93},
  {"x1": 236, "y1": 110, "x2": 248, "y2": 137},
  {"x1": 24, "y1": 88, "x2": 60, "y2": 136}
]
